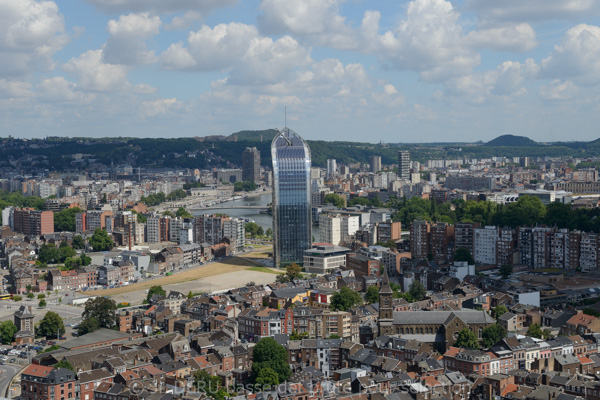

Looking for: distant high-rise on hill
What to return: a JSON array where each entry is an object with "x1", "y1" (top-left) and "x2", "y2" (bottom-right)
[
  {"x1": 398, "y1": 150, "x2": 410, "y2": 179},
  {"x1": 242, "y1": 147, "x2": 260, "y2": 183},
  {"x1": 271, "y1": 128, "x2": 312, "y2": 267}
]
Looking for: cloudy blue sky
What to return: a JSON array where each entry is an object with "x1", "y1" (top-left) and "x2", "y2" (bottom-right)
[{"x1": 1, "y1": 0, "x2": 600, "y2": 143}]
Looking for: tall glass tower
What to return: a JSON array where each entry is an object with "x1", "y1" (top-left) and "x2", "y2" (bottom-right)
[{"x1": 271, "y1": 127, "x2": 312, "y2": 267}]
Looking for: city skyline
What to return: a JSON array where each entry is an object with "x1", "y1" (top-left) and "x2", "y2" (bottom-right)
[{"x1": 1, "y1": 1, "x2": 600, "y2": 142}]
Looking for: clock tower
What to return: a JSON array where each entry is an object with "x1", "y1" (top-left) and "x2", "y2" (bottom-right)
[{"x1": 378, "y1": 268, "x2": 394, "y2": 336}]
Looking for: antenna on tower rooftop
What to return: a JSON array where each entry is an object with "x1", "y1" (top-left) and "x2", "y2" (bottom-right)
[{"x1": 285, "y1": 106, "x2": 287, "y2": 128}]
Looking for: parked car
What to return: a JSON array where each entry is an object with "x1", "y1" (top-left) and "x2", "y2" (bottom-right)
[{"x1": 9, "y1": 358, "x2": 16, "y2": 363}]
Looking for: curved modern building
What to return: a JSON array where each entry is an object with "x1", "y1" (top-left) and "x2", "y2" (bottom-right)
[{"x1": 271, "y1": 127, "x2": 312, "y2": 267}]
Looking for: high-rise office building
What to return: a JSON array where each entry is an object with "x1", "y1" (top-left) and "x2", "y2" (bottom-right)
[
  {"x1": 326, "y1": 159, "x2": 337, "y2": 178},
  {"x1": 242, "y1": 147, "x2": 261, "y2": 183},
  {"x1": 398, "y1": 150, "x2": 410, "y2": 179},
  {"x1": 272, "y1": 128, "x2": 312, "y2": 267},
  {"x1": 370, "y1": 156, "x2": 382, "y2": 173}
]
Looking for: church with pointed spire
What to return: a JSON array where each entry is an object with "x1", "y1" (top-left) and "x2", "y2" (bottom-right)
[{"x1": 378, "y1": 268, "x2": 394, "y2": 336}]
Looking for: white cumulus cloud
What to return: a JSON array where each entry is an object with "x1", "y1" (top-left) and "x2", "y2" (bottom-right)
[
  {"x1": 258, "y1": 0, "x2": 355, "y2": 49},
  {"x1": 161, "y1": 23, "x2": 259, "y2": 71},
  {"x1": 0, "y1": 0, "x2": 67, "y2": 76},
  {"x1": 360, "y1": 0, "x2": 480, "y2": 82},
  {"x1": 541, "y1": 24, "x2": 600, "y2": 84},
  {"x1": 103, "y1": 13, "x2": 161, "y2": 65},
  {"x1": 63, "y1": 49, "x2": 129, "y2": 92}
]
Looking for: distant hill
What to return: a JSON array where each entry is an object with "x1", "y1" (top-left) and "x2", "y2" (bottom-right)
[
  {"x1": 484, "y1": 134, "x2": 538, "y2": 147},
  {"x1": 229, "y1": 129, "x2": 278, "y2": 142}
]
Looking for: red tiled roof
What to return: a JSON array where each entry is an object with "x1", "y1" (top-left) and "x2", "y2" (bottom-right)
[
  {"x1": 23, "y1": 364, "x2": 53, "y2": 377},
  {"x1": 502, "y1": 384, "x2": 519, "y2": 397}
]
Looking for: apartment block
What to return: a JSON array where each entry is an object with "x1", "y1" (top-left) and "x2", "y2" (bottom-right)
[
  {"x1": 518, "y1": 227, "x2": 534, "y2": 266},
  {"x1": 13, "y1": 208, "x2": 54, "y2": 235},
  {"x1": 455, "y1": 222, "x2": 479, "y2": 256},
  {"x1": 194, "y1": 215, "x2": 224, "y2": 245},
  {"x1": 579, "y1": 232, "x2": 599, "y2": 271},
  {"x1": 377, "y1": 221, "x2": 402, "y2": 243},
  {"x1": 532, "y1": 227, "x2": 554, "y2": 269},
  {"x1": 223, "y1": 217, "x2": 246, "y2": 253},
  {"x1": 474, "y1": 226, "x2": 498, "y2": 265},
  {"x1": 496, "y1": 228, "x2": 516, "y2": 266},
  {"x1": 429, "y1": 222, "x2": 454, "y2": 261},
  {"x1": 411, "y1": 220, "x2": 430, "y2": 260},
  {"x1": 319, "y1": 214, "x2": 359, "y2": 245},
  {"x1": 147, "y1": 215, "x2": 171, "y2": 243}
]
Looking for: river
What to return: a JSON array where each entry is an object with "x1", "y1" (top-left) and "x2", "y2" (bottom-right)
[{"x1": 193, "y1": 192, "x2": 320, "y2": 239}]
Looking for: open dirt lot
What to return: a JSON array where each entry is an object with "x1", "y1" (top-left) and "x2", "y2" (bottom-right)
[{"x1": 86, "y1": 250, "x2": 280, "y2": 305}]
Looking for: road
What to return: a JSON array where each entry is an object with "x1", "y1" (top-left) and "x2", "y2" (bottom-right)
[{"x1": 0, "y1": 363, "x2": 20, "y2": 397}]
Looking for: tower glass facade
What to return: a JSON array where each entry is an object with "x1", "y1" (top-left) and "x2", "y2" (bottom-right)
[{"x1": 271, "y1": 128, "x2": 312, "y2": 267}]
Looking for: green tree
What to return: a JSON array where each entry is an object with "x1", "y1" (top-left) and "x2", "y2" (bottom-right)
[
  {"x1": 454, "y1": 248, "x2": 475, "y2": 264},
  {"x1": 54, "y1": 360, "x2": 75, "y2": 371},
  {"x1": 493, "y1": 195, "x2": 546, "y2": 227},
  {"x1": 59, "y1": 245, "x2": 76, "y2": 262},
  {"x1": 527, "y1": 323, "x2": 543, "y2": 339},
  {"x1": 252, "y1": 337, "x2": 291, "y2": 384},
  {"x1": 147, "y1": 285, "x2": 167, "y2": 303},
  {"x1": 27, "y1": 292, "x2": 34, "y2": 299},
  {"x1": 494, "y1": 305, "x2": 509, "y2": 319},
  {"x1": 275, "y1": 274, "x2": 290, "y2": 283},
  {"x1": 193, "y1": 370, "x2": 227, "y2": 400},
  {"x1": 330, "y1": 287, "x2": 363, "y2": 311},
  {"x1": 255, "y1": 367, "x2": 279, "y2": 388},
  {"x1": 12, "y1": 295, "x2": 22, "y2": 301},
  {"x1": 38, "y1": 312, "x2": 65, "y2": 338},
  {"x1": 38, "y1": 244, "x2": 61, "y2": 264},
  {"x1": 89, "y1": 228, "x2": 114, "y2": 251},
  {"x1": 0, "y1": 320, "x2": 18, "y2": 344},
  {"x1": 245, "y1": 222, "x2": 265, "y2": 238},
  {"x1": 82, "y1": 297, "x2": 117, "y2": 329},
  {"x1": 72, "y1": 235, "x2": 85, "y2": 250},
  {"x1": 286, "y1": 263, "x2": 302, "y2": 280},
  {"x1": 324, "y1": 193, "x2": 346, "y2": 208},
  {"x1": 265, "y1": 228, "x2": 273, "y2": 238},
  {"x1": 453, "y1": 328, "x2": 480, "y2": 349},
  {"x1": 166, "y1": 189, "x2": 187, "y2": 201},
  {"x1": 499, "y1": 264, "x2": 513, "y2": 279},
  {"x1": 233, "y1": 181, "x2": 258, "y2": 192},
  {"x1": 78, "y1": 316, "x2": 100, "y2": 336},
  {"x1": 53, "y1": 207, "x2": 84, "y2": 232},
  {"x1": 408, "y1": 280, "x2": 427, "y2": 302},
  {"x1": 39, "y1": 299, "x2": 47, "y2": 308},
  {"x1": 175, "y1": 207, "x2": 193, "y2": 219},
  {"x1": 38, "y1": 294, "x2": 45, "y2": 299},
  {"x1": 187, "y1": 291, "x2": 194, "y2": 299},
  {"x1": 481, "y1": 324, "x2": 507, "y2": 348},
  {"x1": 365, "y1": 285, "x2": 380, "y2": 304}
]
